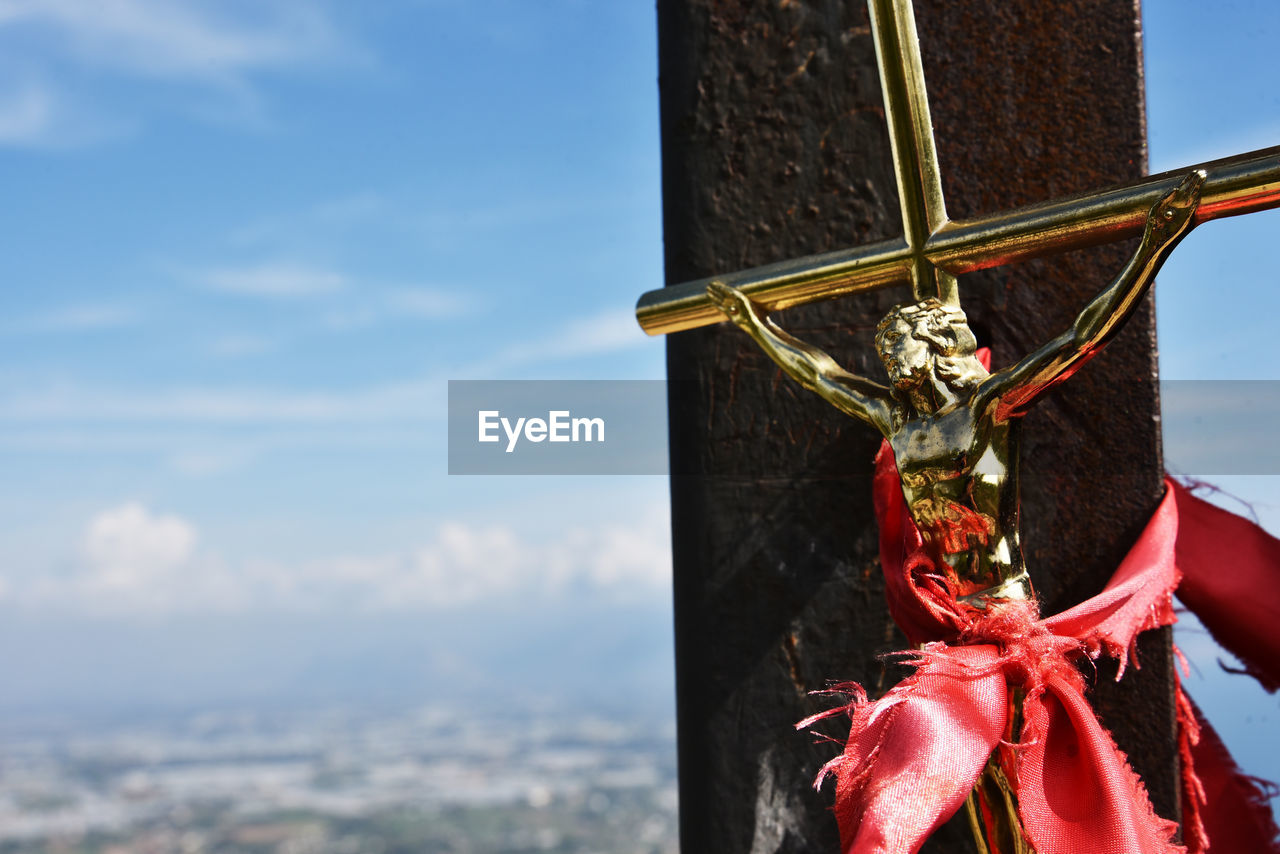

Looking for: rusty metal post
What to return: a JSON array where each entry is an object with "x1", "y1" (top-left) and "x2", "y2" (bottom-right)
[{"x1": 659, "y1": 1, "x2": 1176, "y2": 852}]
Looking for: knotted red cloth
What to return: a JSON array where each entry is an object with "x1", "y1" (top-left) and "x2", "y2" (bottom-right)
[
  {"x1": 1173, "y1": 483, "x2": 1280, "y2": 854},
  {"x1": 801, "y1": 442, "x2": 1280, "y2": 852},
  {"x1": 795, "y1": 328, "x2": 1280, "y2": 854},
  {"x1": 799, "y1": 442, "x2": 1185, "y2": 854},
  {"x1": 1174, "y1": 484, "x2": 1280, "y2": 693}
]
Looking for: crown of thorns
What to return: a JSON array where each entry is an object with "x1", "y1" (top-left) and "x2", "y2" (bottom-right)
[{"x1": 875, "y1": 299, "x2": 977, "y2": 356}]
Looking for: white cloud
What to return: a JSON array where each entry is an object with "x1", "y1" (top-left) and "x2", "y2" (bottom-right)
[
  {"x1": 196, "y1": 262, "x2": 347, "y2": 298},
  {"x1": 80, "y1": 502, "x2": 197, "y2": 593},
  {"x1": 317, "y1": 305, "x2": 379, "y2": 331},
  {"x1": 0, "y1": 302, "x2": 648, "y2": 429},
  {"x1": 461, "y1": 307, "x2": 648, "y2": 376},
  {"x1": 166, "y1": 446, "x2": 254, "y2": 477},
  {"x1": 0, "y1": 76, "x2": 127, "y2": 147},
  {"x1": 230, "y1": 192, "x2": 389, "y2": 248},
  {"x1": 0, "y1": 0, "x2": 342, "y2": 79},
  {"x1": 320, "y1": 287, "x2": 476, "y2": 330},
  {"x1": 0, "y1": 0, "x2": 353, "y2": 145},
  {"x1": 257, "y1": 511, "x2": 672, "y2": 613},
  {"x1": 386, "y1": 287, "x2": 472, "y2": 320},
  {"x1": 7, "y1": 303, "x2": 139, "y2": 333},
  {"x1": 0, "y1": 80, "x2": 54, "y2": 144},
  {"x1": 17, "y1": 501, "x2": 672, "y2": 616},
  {"x1": 207, "y1": 333, "x2": 275, "y2": 357},
  {"x1": 542, "y1": 308, "x2": 651, "y2": 359},
  {"x1": 0, "y1": 377, "x2": 438, "y2": 423}
]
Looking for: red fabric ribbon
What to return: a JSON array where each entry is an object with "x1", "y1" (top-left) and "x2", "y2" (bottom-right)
[
  {"x1": 799, "y1": 442, "x2": 1185, "y2": 854},
  {"x1": 1178, "y1": 689, "x2": 1280, "y2": 854},
  {"x1": 805, "y1": 461, "x2": 1280, "y2": 853},
  {"x1": 1171, "y1": 481, "x2": 1280, "y2": 854},
  {"x1": 798, "y1": 343, "x2": 1280, "y2": 852},
  {"x1": 1173, "y1": 483, "x2": 1280, "y2": 693}
]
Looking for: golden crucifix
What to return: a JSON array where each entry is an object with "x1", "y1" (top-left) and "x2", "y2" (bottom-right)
[
  {"x1": 636, "y1": 2, "x2": 1279, "y2": 337},
  {"x1": 635, "y1": 0, "x2": 1278, "y2": 850}
]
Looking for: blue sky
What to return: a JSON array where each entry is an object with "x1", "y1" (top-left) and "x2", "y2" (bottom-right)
[
  {"x1": 0, "y1": 0, "x2": 1275, "y2": 795},
  {"x1": 0, "y1": 0, "x2": 668, "y2": 605}
]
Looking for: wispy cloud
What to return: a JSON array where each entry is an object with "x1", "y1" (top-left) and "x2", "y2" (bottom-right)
[
  {"x1": 166, "y1": 446, "x2": 254, "y2": 477},
  {"x1": 0, "y1": 302, "x2": 646, "y2": 434},
  {"x1": 10, "y1": 501, "x2": 671, "y2": 616},
  {"x1": 386, "y1": 287, "x2": 473, "y2": 320},
  {"x1": 181, "y1": 253, "x2": 474, "y2": 325},
  {"x1": 0, "y1": 377, "x2": 439, "y2": 423},
  {"x1": 195, "y1": 262, "x2": 347, "y2": 298},
  {"x1": 0, "y1": 425, "x2": 430, "y2": 475},
  {"x1": 0, "y1": 0, "x2": 342, "y2": 78},
  {"x1": 0, "y1": 76, "x2": 128, "y2": 147},
  {"x1": 319, "y1": 286, "x2": 476, "y2": 330},
  {"x1": 0, "y1": 80, "x2": 54, "y2": 145},
  {"x1": 533, "y1": 309, "x2": 650, "y2": 360},
  {"x1": 229, "y1": 192, "x2": 390, "y2": 248},
  {"x1": 207, "y1": 333, "x2": 276, "y2": 358},
  {"x1": 460, "y1": 307, "x2": 647, "y2": 376},
  {"x1": 0, "y1": 0, "x2": 354, "y2": 145},
  {"x1": 5, "y1": 302, "x2": 139, "y2": 333},
  {"x1": 78, "y1": 502, "x2": 197, "y2": 594}
]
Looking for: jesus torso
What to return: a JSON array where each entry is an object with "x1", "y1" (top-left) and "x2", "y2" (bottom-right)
[{"x1": 888, "y1": 400, "x2": 1025, "y2": 600}]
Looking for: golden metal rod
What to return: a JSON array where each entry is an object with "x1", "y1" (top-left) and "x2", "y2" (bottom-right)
[
  {"x1": 929, "y1": 146, "x2": 1280, "y2": 273},
  {"x1": 868, "y1": 0, "x2": 957, "y2": 305},
  {"x1": 636, "y1": 146, "x2": 1280, "y2": 336},
  {"x1": 636, "y1": 238, "x2": 913, "y2": 337}
]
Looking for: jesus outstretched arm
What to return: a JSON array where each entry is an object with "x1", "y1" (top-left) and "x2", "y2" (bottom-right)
[
  {"x1": 979, "y1": 169, "x2": 1205, "y2": 419},
  {"x1": 706, "y1": 281, "x2": 896, "y2": 435}
]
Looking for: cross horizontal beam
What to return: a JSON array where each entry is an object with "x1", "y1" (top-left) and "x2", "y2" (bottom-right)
[{"x1": 636, "y1": 145, "x2": 1280, "y2": 336}]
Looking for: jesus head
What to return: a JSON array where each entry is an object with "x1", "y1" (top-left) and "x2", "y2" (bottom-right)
[{"x1": 874, "y1": 299, "x2": 986, "y2": 396}]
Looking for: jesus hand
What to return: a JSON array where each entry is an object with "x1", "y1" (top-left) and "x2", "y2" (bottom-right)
[
  {"x1": 1144, "y1": 169, "x2": 1205, "y2": 247},
  {"x1": 706, "y1": 281, "x2": 763, "y2": 329}
]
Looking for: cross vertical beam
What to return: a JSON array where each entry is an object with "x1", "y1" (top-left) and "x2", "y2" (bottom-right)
[{"x1": 868, "y1": 0, "x2": 957, "y2": 305}]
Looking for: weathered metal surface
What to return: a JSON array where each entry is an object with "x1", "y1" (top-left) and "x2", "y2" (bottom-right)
[{"x1": 659, "y1": 0, "x2": 1177, "y2": 852}]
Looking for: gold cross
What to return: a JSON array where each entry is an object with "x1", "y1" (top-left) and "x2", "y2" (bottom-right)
[{"x1": 635, "y1": 0, "x2": 1280, "y2": 336}]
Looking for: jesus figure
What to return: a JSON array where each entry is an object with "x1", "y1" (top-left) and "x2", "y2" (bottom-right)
[{"x1": 706, "y1": 170, "x2": 1204, "y2": 608}]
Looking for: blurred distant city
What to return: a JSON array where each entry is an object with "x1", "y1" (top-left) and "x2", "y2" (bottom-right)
[{"x1": 0, "y1": 701, "x2": 677, "y2": 854}]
